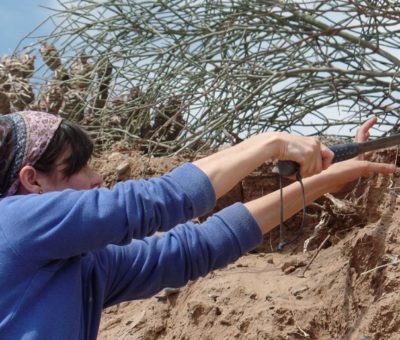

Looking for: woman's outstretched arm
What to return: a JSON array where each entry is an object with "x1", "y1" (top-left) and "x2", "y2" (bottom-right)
[{"x1": 193, "y1": 132, "x2": 334, "y2": 199}]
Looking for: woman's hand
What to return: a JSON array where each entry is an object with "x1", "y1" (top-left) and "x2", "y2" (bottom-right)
[
  {"x1": 270, "y1": 116, "x2": 379, "y2": 177},
  {"x1": 270, "y1": 133, "x2": 334, "y2": 178},
  {"x1": 321, "y1": 116, "x2": 396, "y2": 193},
  {"x1": 323, "y1": 159, "x2": 396, "y2": 193}
]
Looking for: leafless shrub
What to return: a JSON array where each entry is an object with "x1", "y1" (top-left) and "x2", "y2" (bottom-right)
[{"x1": 3, "y1": 0, "x2": 400, "y2": 154}]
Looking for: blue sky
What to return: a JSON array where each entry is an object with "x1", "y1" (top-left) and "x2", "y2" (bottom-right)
[{"x1": 0, "y1": 0, "x2": 57, "y2": 56}]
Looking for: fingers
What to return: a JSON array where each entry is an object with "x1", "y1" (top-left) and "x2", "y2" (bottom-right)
[
  {"x1": 355, "y1": 117, "x2": 377, "y2": 161},
  {"x1": 324, "y1": 159, "x2": 396, "y2": 193},
  {"x1": 315, "y1": 148, "x2": 323, "y2": 175},
  {"x1": 295, "y1": 138, "x2": 317, "y2": 177},
  {"x1": 299, "y1": 138, "x2": 330, "y2": 178},
  {"x1": 365, "y1": 162, "x2": 396, "y2": 176},
  {"x1": 355, "y1": 116, "x2": 377, "y2": 143},
  {"x1": 280, "y1": 136, "x2": 333, "y2": 178},
  {"x1": 303, "y1": 138, "x2": 320, "y2": 177},
  {"x1": 321, "y1": 144, "x2": 334, "y2": 170}
]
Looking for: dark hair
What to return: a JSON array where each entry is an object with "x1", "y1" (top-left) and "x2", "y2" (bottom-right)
[{"x1": 34, "y1": 120, "x2": 94, "y2": 177}]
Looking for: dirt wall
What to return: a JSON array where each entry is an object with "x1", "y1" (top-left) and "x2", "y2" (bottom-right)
[{"x1": 94, "y1": 147, "x2": 400, "y2": 340}]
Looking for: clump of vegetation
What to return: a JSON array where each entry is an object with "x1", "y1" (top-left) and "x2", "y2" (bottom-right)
[{"x1": 2, "y1": 0, "x2": 400, "y2": 154}]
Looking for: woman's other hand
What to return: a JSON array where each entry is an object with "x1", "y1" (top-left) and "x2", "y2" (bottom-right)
[
  {"x1": 323, "y1": 159, "x2": 396, "y2": 193},
  {"x1": 271, "y1": 133, "x2": 334, "y2": 178}
]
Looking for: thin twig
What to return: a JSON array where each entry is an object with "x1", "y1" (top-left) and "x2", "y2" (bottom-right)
[
  {"x1": 361, "y1": 258, "x2": 400, "y2": 276},
  {"x1": 300, "y1": 234, "x2": 331, "y2": 278},
  {"x1": 290, "y1": 310, "x2": 311, "y2": 338}
]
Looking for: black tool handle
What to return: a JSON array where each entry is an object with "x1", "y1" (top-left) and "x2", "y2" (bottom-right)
[{"x1": 276, "y1": 142, "x2": 361, "y2": 177}]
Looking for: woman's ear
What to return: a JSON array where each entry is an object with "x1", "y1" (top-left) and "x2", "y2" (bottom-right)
[{"x1": 18, "y1": 165, "x2": 43, "y2": 194}]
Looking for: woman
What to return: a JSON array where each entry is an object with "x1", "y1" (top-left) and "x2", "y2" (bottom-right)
[{"x1": 0, "y1": 111, "x2": 395, "y2": 339}]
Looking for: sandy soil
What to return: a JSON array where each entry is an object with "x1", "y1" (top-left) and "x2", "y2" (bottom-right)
[{"x1": 93, "y1": 145, "x2": 400, "y2": 340}]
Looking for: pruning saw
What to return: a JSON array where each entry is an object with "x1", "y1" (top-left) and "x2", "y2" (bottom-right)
[{"x1": 277, "y1": 133, "x2": 400, "y2": 177}]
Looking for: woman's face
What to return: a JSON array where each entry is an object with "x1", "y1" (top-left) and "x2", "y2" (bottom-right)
[{"x1": 39, "y1": 149, "x2": 103, "y2": 192}]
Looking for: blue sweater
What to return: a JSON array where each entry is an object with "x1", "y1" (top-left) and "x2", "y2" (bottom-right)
[{"x1": 0, "y1": 163, "x2": 262, "y2": 339}]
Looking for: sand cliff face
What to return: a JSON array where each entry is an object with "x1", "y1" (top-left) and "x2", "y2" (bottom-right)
[{"x1": 95, "y1": 147, "x2": 400, "y2": 340}]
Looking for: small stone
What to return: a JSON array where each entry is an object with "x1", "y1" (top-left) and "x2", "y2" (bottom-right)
[
  {"x1": 291, "y1": 286, "x2": 309, "y2": 296},
  {"x1": 220, "y1": 319, "x2": 231, "y2": 326},
  {"x1": 214, "y1": 306, "x2": 222, "y2": 315},
  {"x1": 116, "y1": 162, "x2": 130, "y2": 177},
  {"x1": 208, "y1": 293, "x2": 218, "y2": 302},
  {"x1": 281, "y1": 259, "x2": 306, "y2": 273},
  {"x1": 249, "y1": 293, "x2": 257, "y2": 300},
  {"x1": 164, "y1": 287, "x2": 180, "y2": 296},
  {"x1": 155, "y1": 287, "x2": 180, "y2": 301},
  {"x1": 283, "y1": 266, "x2": 296, "y2": 275}
]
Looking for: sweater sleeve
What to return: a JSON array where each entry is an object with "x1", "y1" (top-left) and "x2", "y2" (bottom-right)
[
  {"x1": 0, "y1": 163, "x2": 216, "y2": 264},
  {"x1": 95, "y1": 203, "x2": 263, "y2": 307}
]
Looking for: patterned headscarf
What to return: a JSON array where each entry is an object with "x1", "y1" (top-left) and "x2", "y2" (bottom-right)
[{"x1": 0, "y1": 111, "x2": 62, "y2": 198}]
